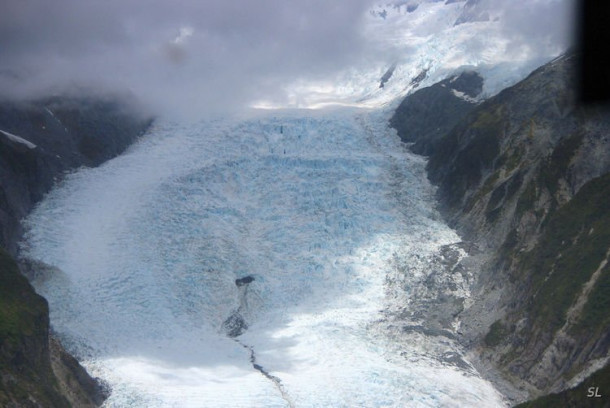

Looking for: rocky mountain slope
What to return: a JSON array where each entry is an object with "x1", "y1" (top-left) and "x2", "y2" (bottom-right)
[
  {"x1": 0, "y1": 96, "x2": 151, "y2": 407},
  {"x1": 391, "y1": 51, "x2": 610, "y2": 404},
  {"x1": 0, "y1": 96, "x2": 152, "y2": 253},
  {"x1": 390, "y1": 69, "x2": 483, "y2": 156},
  {"x1": 2, "y1": 50, "x2": 606, "y2": 406},
  {"x1": 514, "y1": 363, "x2": 610, "y2": 407}
]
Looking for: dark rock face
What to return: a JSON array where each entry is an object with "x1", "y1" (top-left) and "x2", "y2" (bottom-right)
[
  {"x1": 235, "y1": 275, "x2": 255, "y2": 287},
  {"x1": 0, "y1": 247, "x2": 70, "y2": 407},
  {"x1": 409, "y1": 69, "x2": 428, "y2": 89},
  {"x1": 379, "y1": 63, "x2": 397, "y2": 89},
  {"x1": 0, "y1": 96, "x2": 152, "y2": 254},
  {"x1": 0, "y1": 95, "x2": 152, "y2": 406},
  {"x1": 225, "y1": 275, "x2": 256, "y2": 336},
  {"x1": 513, "y1": 363, "x2": 610, "y2": 407},
  {"x1": 392, "y1": 52, "x2": 610, "y2": 401},
  {"x1": 49, "y1": 336, "x2": 110, "y2": 407},
  {"x1": 0, "y1": 249, "x2": 108, "y2": 407},
  {"x1": 390, "y1": 70, "x2": 483, "y2": 156},
  {"x1": 222, "y1": 312, "x2": 248, "y2": 338},
  {"x1": 446, "y1": 71, "x2": 483, "y2": 98}
]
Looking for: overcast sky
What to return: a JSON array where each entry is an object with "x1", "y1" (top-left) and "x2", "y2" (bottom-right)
[{"x1": 0, "y1": 0, "x2": 574, "y2": 116}]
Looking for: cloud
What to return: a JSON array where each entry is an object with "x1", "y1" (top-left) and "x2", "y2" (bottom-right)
[
  {"x1": 0, "y1": 0, "x2": 374, "y2": 115},
  {"x1": 0, "y1": 0, "x2": 575, "y2": 116},
  {"x1": 494, "y1": 0, "x2": 575, "y2": 57}
]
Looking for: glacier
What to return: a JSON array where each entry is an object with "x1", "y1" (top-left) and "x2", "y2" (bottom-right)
[
  {"x1": 17, "y1": 1, "x2": 572, "y2": 406},
  {"x1": 21, "y1": 108, "x2": 506, "y2": 407}
]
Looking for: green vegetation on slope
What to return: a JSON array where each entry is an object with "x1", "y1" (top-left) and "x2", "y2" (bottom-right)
[
  {"x1": 538, "y1": 130, "x2": 585, "y2": 197},
  {"x1": 0, "y1": 247, "x2": 70, "y2": 407},
  {"x1": 514, "y1": 363, "x2": 610, "y2": 408},
  {"x1": 485, "y1": 320, "x2": 508, "y2": 347},
  {"x1": 393, "y1": 50, "x2": 609, "y2": 400},
  {"x1": 577, "y1": 261, "x2": 610, "y2": 334},
  {"x1": 0, "y1": 248, "x2": 46, "y2": 346},
  {"x1": 517, "y1": 173, "x2": 610, "y2": 340},
  {"x1": 427, "y1": 104, "x2": 505, "y2": 211}
]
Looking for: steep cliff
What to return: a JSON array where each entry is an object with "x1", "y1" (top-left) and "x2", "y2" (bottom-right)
[
  {"x1": 390, "y1": 70, "x2": 483, "y2": 156},
  {"x1": 514, "y1": 362, "x2": 610, "y2": 407},
  {"x1": 0, "y1": 96, "x2": 151, "y2": 407},
  {"x1": 391, "y1": 52, "x2": 610, "y2": 404},
  {"x1": 0, "y1": 96, "x2": 152, "y2": 253},
  {"x1": 0, "y1": 247, "x2": 69, "y2": 407}
]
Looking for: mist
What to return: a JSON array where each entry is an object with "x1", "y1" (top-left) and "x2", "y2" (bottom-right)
[{"x1": 1, "y1": 0, "x2": 575, "y2": 117}]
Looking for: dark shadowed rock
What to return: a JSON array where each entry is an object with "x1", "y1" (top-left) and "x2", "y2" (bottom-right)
[
  {"x1": 0, "y1": 96, "x2": 152, "y2": 253},
  {"x1": 235, "y1": 275, "x2": 255, "y2": 287},
  {"x1": 222, "y1": 312, "x2": 248, "y2": 337},
  {"x1": 390, "y1": 71, "x2": 483, "y2": 156},
  {"x1": 0, "y1": 95, "x2": 152, "y2": 407},
  {"x1": 409, "y1": 69, "x2": 428, "y2": 89},
  {"x1": 0, "y1": 247, "x2": 71, "y2": 407},
  {"x1": 379, "y1": 63, "x2": 397, "y2": 89}
]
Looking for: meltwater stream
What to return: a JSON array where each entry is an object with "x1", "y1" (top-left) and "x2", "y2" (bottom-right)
[{"x1": 21, "y1": 108, "x2": 505, "y2": 407}]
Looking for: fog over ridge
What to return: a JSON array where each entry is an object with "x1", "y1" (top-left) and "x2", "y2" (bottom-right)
[{"x1": 1, "y1": 0, "x2": 574, "y2": 116}]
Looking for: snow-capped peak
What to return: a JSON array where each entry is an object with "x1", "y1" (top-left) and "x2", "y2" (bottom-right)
[{"x1": 252, "y1": 0, "x2": 568, "y2": 110}]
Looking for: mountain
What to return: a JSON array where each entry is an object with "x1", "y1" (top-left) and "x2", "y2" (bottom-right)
[
  {"x1": 390, "y1": 70, "x2": 483, "y2": 155},
  {"x1": 514, "y1": 363, "x2": 610, "y2": 407},
  {"x1": 0, "y1": 2, "x2": 582, "y2": 404},
  {"x1": 0, "y1": 96, "x2": 152, "y2": 253},
  {"x1": 0, "y1": 96, "x2": 151, "y2": 407},
  {"x1": 300, "y1": 0, "x2": 558, "y2": 111},
  {"x1": 391, "y1": 51, "x2": 610, "y2": 404}
]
